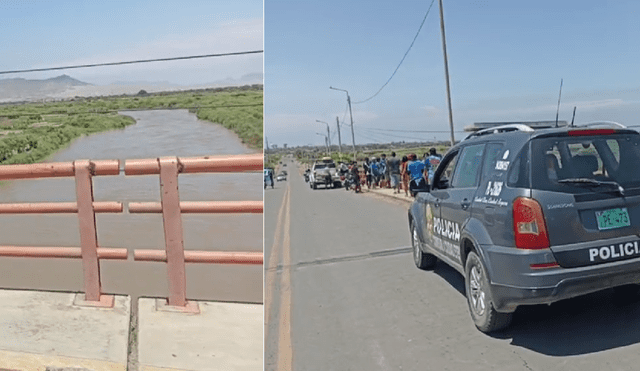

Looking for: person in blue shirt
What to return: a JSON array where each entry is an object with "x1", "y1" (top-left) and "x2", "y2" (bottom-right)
[
  {"x1": 424, "y1": 147, "x2": 442, "y2": 185},
  {"x1": 407, "y1": 153, "x2": 426, "y2": 196},
  {"x1": 370, "y1": 157, "x2": 380, "y2": 188}
]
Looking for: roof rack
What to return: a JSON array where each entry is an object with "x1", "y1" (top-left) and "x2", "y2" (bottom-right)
[
  {"x1": 579, "y1": 121, "x2": 626, "y2": 129},
  {"x1": 463, "y1": 124, "x2": 534, "y2": 141}
]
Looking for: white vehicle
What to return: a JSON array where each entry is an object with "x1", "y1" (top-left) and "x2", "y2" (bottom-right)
[{"x1": 309, "y1": 157, "x2": 341, "y2": 189}]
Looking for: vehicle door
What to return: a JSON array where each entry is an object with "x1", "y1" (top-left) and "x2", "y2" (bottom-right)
[
  {"x1": 427, "y1": 148, "x2": 461, "y2": 266},
  {"x1": 432, "y1": 144, "x2": 485, "y2": 268}
]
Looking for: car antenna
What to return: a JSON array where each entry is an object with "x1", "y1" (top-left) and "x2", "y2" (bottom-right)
[
  {"x1": 570, "y1": 106, "x2": 577, "y2": 127},
  {"x1": 555, "y1": 78, "x2": 563, "y2": 128}
]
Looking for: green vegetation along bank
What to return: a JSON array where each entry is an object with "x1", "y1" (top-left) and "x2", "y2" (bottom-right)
[{"x1": 0, "y1": 86, "x2": 263, "y2": 165}]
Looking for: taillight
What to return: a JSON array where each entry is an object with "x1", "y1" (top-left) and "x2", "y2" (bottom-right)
[
  {"x1": 513, "y1": 197, "x2": 550, "y2": 249},
  {"x1": 530, "y1": 262, "x2": 559, "y2": 269},
  {"x1": 567, "y1": 129, "x2": 616, "y2": 136}
]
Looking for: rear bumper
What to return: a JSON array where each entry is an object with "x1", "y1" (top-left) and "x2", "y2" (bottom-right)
[{"x1": 482, "y1": 245, "x2": 640, "y2": 312}]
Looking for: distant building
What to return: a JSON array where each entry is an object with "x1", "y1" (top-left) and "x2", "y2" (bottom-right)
[{"x1": 464, "y1": 120, "x2": 568, "y2": 132}]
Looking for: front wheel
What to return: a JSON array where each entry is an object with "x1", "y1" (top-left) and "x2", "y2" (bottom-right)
[
  {"x1": 411, "y1": 222, "x2": 436, "y2": 270},
  {"x1": 465, "y1": 251, "x2": 513, "y2": 333}
]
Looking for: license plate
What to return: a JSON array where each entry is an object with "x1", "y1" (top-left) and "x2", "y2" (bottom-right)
[{"x1": 596, "y1": 208, "x2": 631, "y2": 230}]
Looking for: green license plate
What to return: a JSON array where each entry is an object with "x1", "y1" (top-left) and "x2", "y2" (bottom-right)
[{"x1": 596, "y1": 208, "x2": 631, "y2": 231}]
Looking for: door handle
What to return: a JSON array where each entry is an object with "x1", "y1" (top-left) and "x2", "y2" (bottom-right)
[{"x1": 461, "y1": 198, "x2": 470, "y2": 210}]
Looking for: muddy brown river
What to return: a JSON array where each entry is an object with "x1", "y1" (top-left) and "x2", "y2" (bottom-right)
[{"x1": 0, "y1": 110, "x2": 262, "y2": 304}]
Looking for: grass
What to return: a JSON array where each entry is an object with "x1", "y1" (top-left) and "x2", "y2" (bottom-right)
[
  {"x1": 264, "y1": 154, "x2": 282, "y2": 170},
  {"x1": 0, "y1": 87, "x2": 264, "y2": 164}
]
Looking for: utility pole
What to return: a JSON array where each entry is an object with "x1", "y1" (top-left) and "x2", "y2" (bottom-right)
[
  {"x1": 330, "y1": 87, "x2": 356, "y2": 160},
  {"x1": 438, "y1": 0, "x2": 455, "y2": 147},
  {"x1": 316, "y1": 120, "x2": 331, "y2": 150},
  {"x1": 336, "y1": 116, "x2": 342, "y2": 153},
  {"x1": 316, "y1": 133, "x2": 330, "y2": 155}
]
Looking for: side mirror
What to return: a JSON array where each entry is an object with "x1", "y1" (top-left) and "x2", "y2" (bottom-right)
[
  {"x1": 410, "y1": 180, "x2": 430, "y2": 194},
  {"x1": 436, "y1": 178, "x2": 449, "y2": 189}
]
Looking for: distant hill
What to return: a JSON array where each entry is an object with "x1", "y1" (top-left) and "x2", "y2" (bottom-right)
[
  {"x1": 0, "y1": 74, "x2": 91, "y2": 102},
  {"x1": 0, "y1": 73, "x2": 263, "y2": 103}
]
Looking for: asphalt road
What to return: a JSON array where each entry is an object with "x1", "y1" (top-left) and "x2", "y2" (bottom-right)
[{"x1": 265, "y1": 155, "x2": 640, "y2": 371}]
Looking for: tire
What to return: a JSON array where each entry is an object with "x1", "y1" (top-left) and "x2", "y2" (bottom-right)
[
  {"x1": 312, "y1": 183, "x2": 317, "y2": 190},
  {"x1": 464, "y1": 251, "x2": 513, "y2": 333},
  {"x1": 411, "y1": 222, "x2": 436, "y2": 270}
]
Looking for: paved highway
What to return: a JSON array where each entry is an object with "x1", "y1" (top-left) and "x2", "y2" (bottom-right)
[{"x1": 265, "y1": 155, "x2": 640, "y2": 371}]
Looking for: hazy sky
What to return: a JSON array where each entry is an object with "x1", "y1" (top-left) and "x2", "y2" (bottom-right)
[
  {"x1": 0, "y1": 0, "x2": 263, "y2": 86},
  {"x1": 265, "y1": 0, "x2": 640, "y2": 147}
]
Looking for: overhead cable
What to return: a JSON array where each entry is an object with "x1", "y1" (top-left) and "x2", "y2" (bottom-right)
[
  {"x1": 363, "y1": 127, "x2": 465, "y2": 134},
  {"x1": 0, "y1": 50, "x2": 264, "y2": 75},
  {"x1": 353, "y1": 0, "x2": 436, "y2": 104}
]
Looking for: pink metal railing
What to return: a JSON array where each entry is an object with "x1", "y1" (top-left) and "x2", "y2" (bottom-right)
[
  {"x1": 0, "y1": 153, "x2": 263, "y2": 309},
  {"x1": 0, "y1": 159, "x2": 126, "y2": 305},
  {"x1": 126, "y1": 154, "x2": 263, "y2": 309}
]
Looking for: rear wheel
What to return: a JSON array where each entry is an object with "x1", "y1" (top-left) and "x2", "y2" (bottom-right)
[
  {"x1": 465, "y1": 251, "x2": 513, "y2": 333},
  {"x1": 411, "y1": 222, "x2": 436, "y2": 270}
]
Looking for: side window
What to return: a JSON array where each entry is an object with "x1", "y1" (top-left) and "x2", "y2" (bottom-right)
[
  {"x1": 433, "y1": 150, "x2": 459, "y2": 189},
  {"x1": 507, "y1": 145, "x2": 530, "y2": 188},
  {"x1": 482, "y1": 143, "x2": 504, "y2": 179},
  {"x1": 452, "y1": 144, "x2": 485, "y2": 188}
]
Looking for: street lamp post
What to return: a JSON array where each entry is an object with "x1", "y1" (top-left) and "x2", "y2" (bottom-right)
[
  {"x1": 329, "y1": 86, "x2": 356, "y2": 160},
  {"x1": 316, "y1": 133, "x2": 329, "y2": 155},
  {"x1": 316, "y1": 120, "x2": 331, "y2": 151}
]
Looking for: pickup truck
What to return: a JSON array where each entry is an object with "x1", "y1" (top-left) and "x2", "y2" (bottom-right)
[{"x1": 309, "y1": 157, "x2": 341, "y2": 189}]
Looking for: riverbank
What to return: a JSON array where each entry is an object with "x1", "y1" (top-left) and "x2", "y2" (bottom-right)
[{"x1": 0, "y1": 86, "x2": 263, "y2": 165}]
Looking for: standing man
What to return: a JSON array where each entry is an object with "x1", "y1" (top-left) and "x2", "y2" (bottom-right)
[
  {"x1": 407, "y1": 153, "x2": 426, "y2": 197},
  {"x1": 425, "y1": 147, "x2": 442, "y2": 185},
  {"x1": 363, "y1": 157, "x2": 372, "y2": 189},
  {"x1": 370, "y1": 157, "x2": 379, "y2": 188},
  {"x1": 387, "y1": 152, "x2": 401, "y2": 194},
  {"x1": 380, "y1": 154, "x2": 388, "y2": 188}
]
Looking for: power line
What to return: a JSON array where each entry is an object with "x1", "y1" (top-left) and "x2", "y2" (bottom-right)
[
  {"x1": 356, "y1": 131, "x2": 385, "y2": 144},
  {"x1": 0, "y1": 50, "x2": 264, "y2": 75},
  {"x1": 362, "y1": 127, "x2": 465, "y2": 133},
  {"x1": 358, "y1": 127, "x2": 461, "y2": 140},
  {"x1": 353, "y1": 0, "x2": 436, "y2": 104}
]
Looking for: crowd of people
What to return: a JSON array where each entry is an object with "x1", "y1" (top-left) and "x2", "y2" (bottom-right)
[{"x1": 353, "y1": 147, "x2": 442, "y2": 197}]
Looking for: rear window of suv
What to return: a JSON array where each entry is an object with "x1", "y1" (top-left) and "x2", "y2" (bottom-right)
[{"x1": 530, "y1": 133, "x2": 640, "y2": 194}]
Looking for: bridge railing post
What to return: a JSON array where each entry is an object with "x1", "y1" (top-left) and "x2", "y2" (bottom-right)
[
  {"x1": 158, "y1": 157, "x2": 187, "y2": 307},
  {"x1": 74, "y1": 160, "x2": 102, "y2": 302}
]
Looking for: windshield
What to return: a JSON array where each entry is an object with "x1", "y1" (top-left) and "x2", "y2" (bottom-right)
[
  {"x1": 531, "y1": 133, "x2": 640, "y2": 193},
  {"x1": 314, "y1": 164, "x2": 326, "y2": 170}
]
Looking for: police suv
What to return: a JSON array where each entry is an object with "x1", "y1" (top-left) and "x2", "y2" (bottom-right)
[{"x1": 409, "y1": 122, "x2": 640, "y2": 332}]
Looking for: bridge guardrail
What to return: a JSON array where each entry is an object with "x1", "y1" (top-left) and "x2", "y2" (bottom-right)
[{"x1": 0, "y1": 153, "x2": 263, "y2": 310}]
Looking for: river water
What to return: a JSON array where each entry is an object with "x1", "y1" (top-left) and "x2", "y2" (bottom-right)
[{"x1": 0, "y1": 110, "x2": 262, "y2": 303}]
